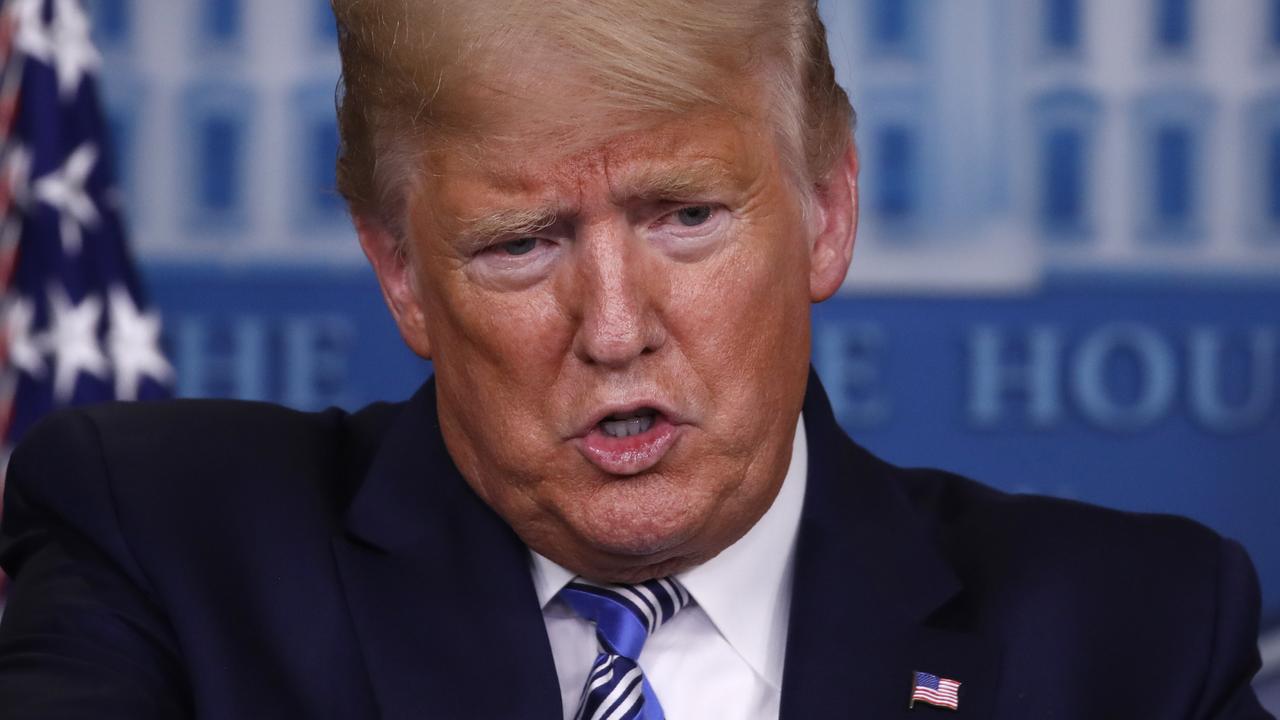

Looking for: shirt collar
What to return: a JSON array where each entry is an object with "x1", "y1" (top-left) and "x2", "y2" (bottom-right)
[
  {"x1": 529, "y1": 416, "x2": 807, "y2": 690},
  {"x1": 530, "y1": 548, "x2": 576, "y2": 609}
]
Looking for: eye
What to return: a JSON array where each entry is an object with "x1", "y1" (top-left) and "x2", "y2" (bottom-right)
[
  {"x1": 498, "y1": 237, "x2": 539, "y2": 256},
  {"x1": 674, "y1": 205, "x2": 714, "y2": 227},
  {"x1": 646, "y1": 202, "x2": 727, "y2": 261}
]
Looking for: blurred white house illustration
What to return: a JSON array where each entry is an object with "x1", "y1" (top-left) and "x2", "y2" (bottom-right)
[
  {"x1": 89, "y1": 0, "x2": 1280, "y2": 290},
  {"x1": 826, "y1": 0, "x2": 1280, "y2": 291},
  {"x1": 89, "y1": 0, "x2": 349, "y2": 263}
]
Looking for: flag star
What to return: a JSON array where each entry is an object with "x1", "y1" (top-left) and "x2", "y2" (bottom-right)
[
  {"x1": 34, "y1": 142, "x2": 99, "y2": 255},
  {"x1": 106, "y1": 285, "x2": 173, "y2": 400},
  {"x1": 12, "y1": 0, "x2": 54, "y2": 63},
  {"x1": 46, "y1": 284, "x2": 109, "y2": 402},
  {"x1": 46, "y1": 0, "x2": 102, "y2": 100},
  {"x1": 4, "y1": 296, "x2": 47, "y2": 378}
]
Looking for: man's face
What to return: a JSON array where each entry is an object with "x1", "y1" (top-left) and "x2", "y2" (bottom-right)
[{"x1": 365, "y1": 108, "x2": 855, "y2": 582}]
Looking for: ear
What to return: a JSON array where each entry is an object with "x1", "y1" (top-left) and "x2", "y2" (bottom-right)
[
  {"x1": 807, "y1": 140, "x2": 859, "y2": 302},
  {"x1": 355, "y1": 216, "x2": 434, "y2": 359}
]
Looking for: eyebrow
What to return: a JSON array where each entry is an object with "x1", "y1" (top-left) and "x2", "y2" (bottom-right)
[
  {"x1": 451, "y1": 160, "x2": 736, "y2": 251},
  {"x1": 454, "y1": 206, "x2": 560, "y2": 253},
  {"x1": 613, "y1": 161, "x2": 733, "y2": 203}
]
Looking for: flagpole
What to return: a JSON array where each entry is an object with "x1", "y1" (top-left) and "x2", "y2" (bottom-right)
[
  {"x1": 0, "y1": 0, "x2": 23, "y2": 605},
  {"x1": 1, "y1": 0, "x2": 30, "y2": 451}
]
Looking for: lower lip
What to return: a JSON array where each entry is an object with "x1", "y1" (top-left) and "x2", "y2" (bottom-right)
[{"x1": 574, "y1": 415, "x2": 682, "y2": 476}]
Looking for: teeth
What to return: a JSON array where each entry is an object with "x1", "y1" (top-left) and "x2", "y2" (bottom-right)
[{"x1": 600, "y1": 414, "x2": 656, "y2": 438}]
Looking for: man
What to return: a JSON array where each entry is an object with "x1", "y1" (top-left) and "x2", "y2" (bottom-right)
[{"x1": 0, "y1": 0, "x2": 1271, "y2": 718}]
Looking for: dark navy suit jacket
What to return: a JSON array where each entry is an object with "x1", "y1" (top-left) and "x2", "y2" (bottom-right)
[{"x1": 0, "y1": 373, "x2": 1271, "y2": 718}]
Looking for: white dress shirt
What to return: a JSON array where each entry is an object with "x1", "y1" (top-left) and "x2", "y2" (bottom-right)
[{"x1": 530, "y1": 417, "x2": 807, "y2": 720}]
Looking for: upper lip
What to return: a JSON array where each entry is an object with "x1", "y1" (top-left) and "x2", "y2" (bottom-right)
[{"x1": 570, "y1": 399, "x2": 686, "y2": 438}]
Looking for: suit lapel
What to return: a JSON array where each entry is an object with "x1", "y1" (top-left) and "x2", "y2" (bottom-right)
[
  {"x1": 780, "y1": 371, "x2": 1002, "y2": 718},
  {"x1": 331, "y1": 380, "x2": 562, "y2": 720}
]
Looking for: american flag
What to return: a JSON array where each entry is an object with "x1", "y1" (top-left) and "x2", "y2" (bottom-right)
[
  {"x1": 0, "y1": 0, "x2": 172, "y2": 591},
  {"x1": 910, "y1": 670, "x2": 961, "y2": 711}
]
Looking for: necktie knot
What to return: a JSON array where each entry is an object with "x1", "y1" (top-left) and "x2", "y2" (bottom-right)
[{"x1": 557, "y1": 577, "x2": 691, "y2": 660}]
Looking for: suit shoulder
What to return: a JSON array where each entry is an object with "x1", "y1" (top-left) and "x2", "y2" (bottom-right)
[
  {"x1": 898, "y1": 466, "x2": 1223, "y2": 551},
  {"x1": 21, "y1": 397, "x2": 402, "y2": 458},
  {"x1": 9, "y1": 398, "x2": 405, "y2": 528},
  {"x1": 893, "y1": 466, "x2": 1236, "y2": 607},
  {"x1": 887, "y1": 467, "x2": 1265, "y2": 712}
]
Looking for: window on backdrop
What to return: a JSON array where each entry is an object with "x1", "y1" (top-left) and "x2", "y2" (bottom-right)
[
  {"x1": 1134, "y1": 93, "x2": 1210, "y2": 243},
  {"x1": 1043, "y1": 0, "x2": 1083, "y2": 54},
  {"x1": 1032, "y1": 91, "x2": 1101, "y2": 240},
  {"x1": 1267, "y1": 126, "x2": 1280, "y2": 230},
  {"x1": 1271, "y1": 0, "x2": 1280, "y2": 51},
  {"x1": 201, "y1": 0, "x2": 241, "y2": 46},
  {"x1": 874, "y1": 124, "x2": 919, "y2": 224},
  {"x1": 1153, "y1": 0, "x2": 1193, "y2": 54},
  {"x1": 184, "y1": 84, "x2": 253, "y2": 232},
  {"x1": 88, "y1": 0, "x2": 130, "y2": 47},
  {"x1": 866, "y1": 0, "x2": 922, "y2": 58},
  {"x1": 293, "y1": 84, "x2": 346, "y2": 227}
]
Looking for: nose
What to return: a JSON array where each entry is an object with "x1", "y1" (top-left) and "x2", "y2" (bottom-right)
[{"x1": 570, "y1": 223, "x2": 666, "y2": 368}]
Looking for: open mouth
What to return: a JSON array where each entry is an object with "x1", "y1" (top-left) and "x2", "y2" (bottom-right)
[
  {"x1": 575, "y1": 405, "x2": 683, "y2": 476},
  {"x1": 598, "y1": 408, "x2": 658, "y2": 438}
]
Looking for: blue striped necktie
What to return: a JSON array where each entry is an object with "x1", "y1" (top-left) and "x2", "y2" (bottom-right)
[{"x1": 557, "y1": 577, "x2": 692, "y2": 720}]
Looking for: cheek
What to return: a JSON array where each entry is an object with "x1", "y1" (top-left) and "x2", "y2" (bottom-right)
[
  {"x1": 665, "y1": 212, "x2": 812, "y2": 430},
  {"x1": 422, "y1": 275, "x2": 574, "y2": 456},
  {"x1": 426, "y1": 271, "x2": 570, "y2": 373},
  {"x1": 674, "y1": 206, "x2": 809, "y2": 345}
]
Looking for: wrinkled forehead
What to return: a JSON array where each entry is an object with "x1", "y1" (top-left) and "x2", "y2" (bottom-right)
[
  {"x1": 450, "y1": 108, "x2": 765, "y2": 186},
  {"x1": 412, "y1": 110, "x2": 785, "y2": 236}
]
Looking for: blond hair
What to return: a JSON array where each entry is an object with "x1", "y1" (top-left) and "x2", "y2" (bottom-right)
[{"x1": 330, "y1": 0, "x2": 853, "y2": 234}]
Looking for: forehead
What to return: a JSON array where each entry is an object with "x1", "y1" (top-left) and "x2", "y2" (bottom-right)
[{"x1": 420, "y1": 110, "x2": 779, "y2": 219}]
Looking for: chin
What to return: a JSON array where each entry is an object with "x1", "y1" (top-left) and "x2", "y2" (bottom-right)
[
  {"x1": 585, "y1": 528, "x2": 684, "y2": 559},
  {"x1": 571, "y1": 486, "x2": 708, "y2": 560},
  {"x1": 574, "y1": 530, "x2": 709, "y2": 583}
]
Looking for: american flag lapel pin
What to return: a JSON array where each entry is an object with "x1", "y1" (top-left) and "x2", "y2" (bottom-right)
[{"x1": 910, "y1": 670, "x2": 961, "y2": 711}]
